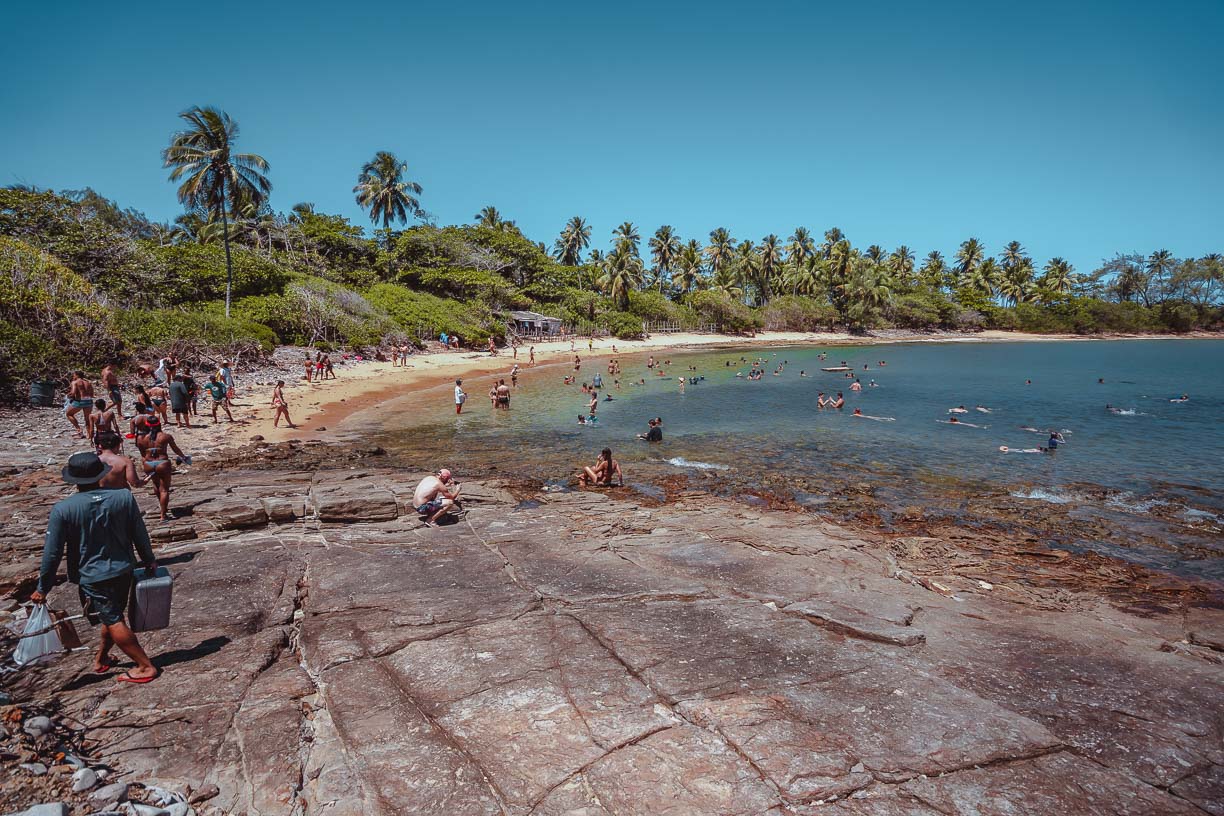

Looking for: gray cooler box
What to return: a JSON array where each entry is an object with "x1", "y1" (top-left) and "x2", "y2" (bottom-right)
[{"x1": 128, "y1": 567, "x2": 173, "y2": 633}]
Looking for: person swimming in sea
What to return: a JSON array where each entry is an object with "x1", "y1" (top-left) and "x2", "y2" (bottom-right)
[
  {"x1": 816, "y1": 391, "x2": 827, "y2": 408},
  {"x1": 850, "y1": 379, "x2": 862, "y2": 392},
  {"x1": 1170, "y1": 394, "x2": 1189, "y2": 403},
  {"x1": 948, "y1": 406, "x2": 968, "y2": 414},
  {"x1": 829, "y1": 392, "x2": 845, "y2": 409},
  {"x1": 975, "y1": 405, "x2": 991, "y2": 413},
  {"x1": 853, "y1": 409, "x2": 896, "y2": 421},
  {"x1": 942, "y1": 416, "x2": 986, "y2": 428}
]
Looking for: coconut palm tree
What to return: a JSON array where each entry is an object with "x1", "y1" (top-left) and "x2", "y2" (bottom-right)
[
  {"x1": 919, "y1": 250, "x2": 947, "y2": 289},
  {"x1": 785, "y1": 257, "x2": 824, "y2": 297},
  {"x1": 475, "y1": 206, "x2": 515, "y2": 230},
  {"x1": 709, "y1": 267, "x2": 744, "y2": 301},
  {"x1": 553, "y1": 216, "x2": 591, "y2": 265},
  {"x1": 1000, "y1": 240, "x2": 1030, "y2": 273},
  {"x1": 1146, "y1": 249, "x2": 1175, "y2": 301},
  {"x1": 757, "y1": 234, "x2": 783, "y2": 304},
  {"x1": 353, "y1": 151, "x2": 422, "y2": 234},
  {"x1": 612, "y1": 221, "x2": 641, "y2": 257},
  {"x1": 163, "y1": 105, "x2": 271, "y2": 316},
  {"x1": 786, "y1": 227, "x2": 815, "y2": 280},
  {"x1": 732, "y1": 240, "x2": 759, "y2": 304},
  {"x1": 1040, "y1": 257, "x2": 1074, "y2": 295},
  {"x1": 598, "y1": 239, "x2": 644, "y2": 310},
  {"x1": 846, "y1": 262, "x2": 892, "y2": 326},
  {"x1": 998, "y1": 263, "x2": 1034, "y2": 306},
  {"x1": 673, "y1": 239, "x2": 705, "y2": 295},
  {"x1": 706, "y1": 227, "x2": 735, "y2": 279},
  {"x1": 967, "y1": 257, "x2": 999, "y2": 297},
  {"x1": 864, "y1": 244, "x2": 886, "y2": 265},
  {"x1": 826, "y1": 239, "x2": 856, "y2": 314},
  {"x1": 954, "y1": 238, "x2": 985, "y2": 287},
  {"x1": 649, "y1": 225, "x2": 682, "y2": 293},
  {"x1": 888, "y1": 245, "x2": 916, "y2": 285},
  {"x1": 820, "y1": 227, "x2": 845, "y2": 258}
]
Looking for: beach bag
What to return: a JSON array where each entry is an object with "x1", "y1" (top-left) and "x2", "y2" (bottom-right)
[{"x1": 13, "y1": 605, "x2": 64, "y2": 667}]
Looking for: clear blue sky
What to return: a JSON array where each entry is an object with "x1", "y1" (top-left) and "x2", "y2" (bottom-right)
[{"x1": 2, "y1": 0, "x2": 1221, "y2": 274}]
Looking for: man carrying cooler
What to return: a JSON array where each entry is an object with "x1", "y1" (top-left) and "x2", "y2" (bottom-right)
[{"x1": 31, "y1": 452, "x2": 160, "y2": 683}]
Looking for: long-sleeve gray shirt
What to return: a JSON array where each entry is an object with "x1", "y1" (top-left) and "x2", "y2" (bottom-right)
[{"x1": 38, "y1": 488, "x2": 154, "y2": 594}]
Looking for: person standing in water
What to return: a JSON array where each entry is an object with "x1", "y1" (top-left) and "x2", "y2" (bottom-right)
[{"x1": 454, "y1": 379, "x2": 467, "y2": 414}]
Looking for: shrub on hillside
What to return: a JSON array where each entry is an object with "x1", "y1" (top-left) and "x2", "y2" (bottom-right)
[
  {"x1": 603, "y1": 312, "x2": 645, "y2": 339},
  {"x1": 366, "y1": 283, "x2": 501, "y2": 345},
  {"x1": 151, "y1": 242, "x2": 290, "y2": 304},
  {"x1": 627, "y1": 290, "x2": 699, "y2": 325},
  {"x1": 760, "y1": 296, "x2": 839, "y2": 331},
  {"x1": 116, "y1": 309, "x2": 277, "y2": 362},
  {"x1": 0, "y1": 236, "x2": 123, "y2": 391},
  {"x1": 684, "y1": 291, "x2": 760, "y2": 333}
]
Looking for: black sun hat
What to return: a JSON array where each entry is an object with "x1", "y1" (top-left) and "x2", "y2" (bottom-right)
[{"x1": 61, "y1": 452, "x2": 112, "y2": 485}]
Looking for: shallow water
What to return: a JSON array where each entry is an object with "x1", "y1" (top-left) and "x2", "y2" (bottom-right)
[{"x1": 365, "y1": 339, "x2": 1224, "y2": 580}]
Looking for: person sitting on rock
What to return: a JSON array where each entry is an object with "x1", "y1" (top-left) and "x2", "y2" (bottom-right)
[{"x1": 413, "y1": 469, "x2": 462, "y2": 527}]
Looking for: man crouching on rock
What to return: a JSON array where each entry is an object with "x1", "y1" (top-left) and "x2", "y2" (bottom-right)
[
  {"x1": 413, "y1": 468, "x2": 461, "y2": 527},
  {"x1": 31, "y1": 452, "x2": 161, "y2": 684}
]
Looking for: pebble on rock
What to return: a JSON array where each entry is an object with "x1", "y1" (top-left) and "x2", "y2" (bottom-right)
[
  {"x1": 71, "y1": 767, "x2": 99, "y2": 791},
  {"x1": 165, "y1": 803, "x2": 191, "y2": 816},
  {"x1": 89, "y1": 782, "x2": 129, "y2": 804},
  {"x1": 22, "y1": 716, "x2": 53, "y2": 737},
  {"x1": 18, "y1": 804, "x2": 69, "y2": 816},
  {"x1": 129, "y1": 804, "x2": 171, "y2": 816}
]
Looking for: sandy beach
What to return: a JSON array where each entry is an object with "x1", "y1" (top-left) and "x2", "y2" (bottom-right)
[{"x1": 244, "y1": 329, "x2": 1106, "y2": 445}]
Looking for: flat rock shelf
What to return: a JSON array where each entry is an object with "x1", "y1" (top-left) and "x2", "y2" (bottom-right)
[{"x1": 1, "y1": 455, "x2": 1221, "y2": 816}]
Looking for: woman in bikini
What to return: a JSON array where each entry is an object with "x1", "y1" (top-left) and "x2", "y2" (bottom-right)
[
  {"x1": 271, "y1": 380, "x2": 294, "y2": 428},
  {"x1": 136, "y1": 416, "x2": 189, "y2": 520},
  {"x1": 147, "y1": 381, "x2": 170, "y2": 425},
  {"x1": 91, "y1": 398, "x2": 119, "y2": 451},
  {"x1": 578, "y1": 448, "x2": 623, "y2": 487}
]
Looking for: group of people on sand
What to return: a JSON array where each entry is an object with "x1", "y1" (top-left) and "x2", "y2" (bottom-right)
[{"x1": 303, "y1": 351, "x2": 336, "y2": 383}]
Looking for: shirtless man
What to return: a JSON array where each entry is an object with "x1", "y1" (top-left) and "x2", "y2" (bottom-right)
[
  {"x1": 496, "y1": 379, "x2": 511, "y2": 409},
  {"x1": 829, "y1": 392, "x2": 845, "y2": 409},
  {"x1": 101, "y1": 364, "x2": 123, "y2": 417},
  {"x1": 413, "y1": 469, "x2": 461, "y2": 526},
  {"x1": 63, "y1": 371, "x2": 94, "y2": 438},
  {"x1": 97, "y1": 432, "x2": 146, "y2": 490},
  {"x1": 136, "y1": 416, "x2": 189, "y2": 520}
]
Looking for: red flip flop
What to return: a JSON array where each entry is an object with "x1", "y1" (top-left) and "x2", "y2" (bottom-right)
[
  {"x1": 116, "y1": 670, "x2": 160, "y2": 685},
  {"x1": 94, "y1": 655, "x2": 118, "y2": 674}
]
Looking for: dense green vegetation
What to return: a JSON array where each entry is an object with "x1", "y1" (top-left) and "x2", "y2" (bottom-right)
[{"x1": 1, "y1": 105, "x2": 1220, "y2": 397}]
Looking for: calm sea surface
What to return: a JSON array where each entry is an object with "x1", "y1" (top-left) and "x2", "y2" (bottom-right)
[{"x1": 362, "y1": 339, "x2": 1224, "y2": 580}]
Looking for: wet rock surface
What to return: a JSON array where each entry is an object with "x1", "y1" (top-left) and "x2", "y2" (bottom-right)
[{"x1": 0, "y1": 450, "x2": 1221, "y2": 815}]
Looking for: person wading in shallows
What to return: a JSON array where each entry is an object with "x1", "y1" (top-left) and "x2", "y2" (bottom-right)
[{"x1": 31, "y1": 452, "x2": 161, "y2": 684}]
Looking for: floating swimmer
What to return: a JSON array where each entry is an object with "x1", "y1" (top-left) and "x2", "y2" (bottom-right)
[
  {"x1": 975, "y1": 405, "x2": 991, "y2": 413},
  {"x1": 948, "y1": 406, "x2": 969, "y2": 414},
  {"x1": 941, "y1": 417, "x2": 986, "y2": 428},
  {"x1": 1170, "y1": 394, "x2": 1190, "y2": 403},
  {"x1": 853, "y1": 410, "x2": 896, "y2": 421},
  {"x1": 999, "y1": 446, "x2": 1043, "y2": 454}
]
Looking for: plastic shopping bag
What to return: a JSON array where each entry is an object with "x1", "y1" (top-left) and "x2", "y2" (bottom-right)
[{"x1": 13, "y1": 604, "x2": 65, "y2": 667}]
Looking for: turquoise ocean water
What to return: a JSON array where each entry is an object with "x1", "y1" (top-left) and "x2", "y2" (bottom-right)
[{"x1": 367, "y1": 339, "x2": 1224, "y2": 580}]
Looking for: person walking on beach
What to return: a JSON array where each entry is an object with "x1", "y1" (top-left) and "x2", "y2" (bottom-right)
[
  {"x1": 528, "y1": 346, "x2": 536, "y2": 366},
  {"x1": 271, "y1": 380, "x2": 295, "y2": 428},
  {"x1": 304, "y1": 353, "x2": 314, "y2": 383},
  {"x1": 323, "y1": 354, "x2": 336, "y2": 380},
  {"x1": 101, "y1": 364, "x2": 123, "y2": 417},
  {"x1": 204, "y1": 374, "x2": 233, "y2": 423},
  {"x1": 66, "y1": 371, "x2": 95, "y2": 439},
  {"x1": 31, "y1": 452, "x2": 160, "y2": 683},
  {"x1": 137, "y1": 416, "x2": 189, "y2": 520},
  {"x1": 218, "y1": 361, "x2": 237, "y2": 400},
  {"x1": 413, "y1": 469, "x2": 462, "y2": 526},
  {"x1": 454, "y1": 379, "x2": 467, "y2": 414},
  {"x1": 97, "y1": 432, "x2": 145, "y2": 489},
  {"x1": 169, "y1": 374, "x2": 192, "y2": 428},
  {"x1": 91, "y1": 399, "x2": 119, "y2": 450}
]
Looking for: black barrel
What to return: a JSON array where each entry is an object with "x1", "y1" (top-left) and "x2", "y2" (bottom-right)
[{"x1": 29, "y1": 380, "x2": 55, "y2": 407}]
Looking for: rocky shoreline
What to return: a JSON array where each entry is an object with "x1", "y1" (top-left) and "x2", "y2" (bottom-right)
[{"x1": 0, "y1": 437, "x2": 1221, "y2": 815}]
